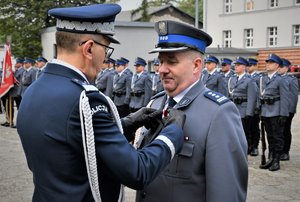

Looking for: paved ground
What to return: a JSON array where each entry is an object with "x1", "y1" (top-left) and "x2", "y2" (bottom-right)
[{"x1": 0, "y1": 99, "x2": 299, "y2": 202}]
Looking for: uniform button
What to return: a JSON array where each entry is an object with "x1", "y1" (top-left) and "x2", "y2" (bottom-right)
[{"x1": 142, "y1": 191, "x2": 146, "y2": 198}]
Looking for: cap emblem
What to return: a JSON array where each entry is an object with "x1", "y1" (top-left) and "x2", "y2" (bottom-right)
[{"x1": 158, "y1": 21, "x2": 167, "y2": 35}]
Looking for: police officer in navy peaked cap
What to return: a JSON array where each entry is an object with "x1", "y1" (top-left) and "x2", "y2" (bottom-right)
[
  {"x1": 277, "y1": 58, "x2": 299, "y2": 161},
  {"x1": 136, "y1": 20, "x2": 248, "y2": 202},
  {"x1": 220, "y1": 57, "x2": 235, "y2": 83},
  {"x1": 17, "y1": 5, "x2": 185, "y2": 202},
  {"x1": 259, "y1": 53, "x2": 289, "y2": 171},
  {"x1": 201, "y1": 54, "x2": 228, "y2": 96},
  {"x1": 35, "y1": 56, "x2": 48, "y2": 79}
]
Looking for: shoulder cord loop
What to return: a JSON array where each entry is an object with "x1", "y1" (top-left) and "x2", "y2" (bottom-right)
[{"x1": 79, "y1": 90, "x2": 124, "y2": 202}]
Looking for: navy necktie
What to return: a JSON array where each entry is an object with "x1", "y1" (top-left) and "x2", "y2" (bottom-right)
[{"x1": 168, "y1": 97, "x2": 177, "y2": 108}]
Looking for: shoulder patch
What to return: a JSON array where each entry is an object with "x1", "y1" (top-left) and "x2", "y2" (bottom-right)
[
  {"x1": 204, "y1": 91, "x2": 229, "y2": 105},
  {"x1": 72, "y1": 78, "x2": 98, "y2": 92}
]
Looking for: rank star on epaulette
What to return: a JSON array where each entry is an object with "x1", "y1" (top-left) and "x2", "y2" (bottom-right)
[{"x1": 204, "y1": 91, "x2": 229, "y2": 105}]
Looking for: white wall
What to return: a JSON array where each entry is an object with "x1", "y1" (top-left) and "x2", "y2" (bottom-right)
[{"x1": 41, "y1": 22, "x2": 159, "y2": 71}]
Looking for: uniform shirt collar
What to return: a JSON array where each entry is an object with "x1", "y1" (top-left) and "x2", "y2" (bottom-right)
[
  {"x1": 238, "y1": 72, "x2": 246, "y2": 80},
  {"x1": 268, "y1": 71, "x2": 277, "y2": 79},
  {"x1": 25, "y1": 66, "x2": 33, "y2": 72},
  {"x1": 50, "y1": 59, "x2": 89, "y2": 83},
  {"x1": 250, "y1": 71, "x2": 257, "y2": 76},
  {"x1": 169, "y1": 79, "x2": 199, "y2": 104},
  {"x1": 208, "y1": 68, "x2": 217, "y2": 75}
]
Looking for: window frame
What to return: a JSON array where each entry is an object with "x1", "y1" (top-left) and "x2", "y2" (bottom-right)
[
  {"x1": 224, "y1": 0, "x2": 232, "y2": 13},
  {"x1": 244, "y1": 28, "x2": 254, "y2": 48},
  {"x1": 223, "y1": 30, "x2": 232, "y2": 48},
  {"x1": 293, "y1": 25, "x2": 300, "y2": 46},
  {"x1": 267, "y1": 27, "x2": 278, "y2": 47}
]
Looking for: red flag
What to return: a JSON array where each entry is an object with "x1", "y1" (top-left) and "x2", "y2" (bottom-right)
[{"x1": 0, "y1": 44, "x2": 14, "y2": 98}]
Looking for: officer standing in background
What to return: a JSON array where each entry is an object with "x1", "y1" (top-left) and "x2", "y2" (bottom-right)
[
  {"x1": 19, "y1": 58, "x2": 37, "y2": 97},
  {"x1": 129, "y1": 57, "x2": 152, "y2": 113},
  {"x1": 228, "y1": 57, "x2": 258, "y2": 154},
  {"x1": 220, "y1": 57, "x2": 235, "y2": 83},
  {"x1": 259, "y1": 54, "x2": 289, "y2": 171},
  {"x1": 151, "y1": 58, "x2": 164, "y2": 96},
  {"x1": 201, "y1": 55, "x2": 228, "y2": 96},
  {"x1": 277, "y1": 58, "x2": 299, "y2": 161},
  {"x1": 121, "y1": 57, "x2": 133, "y2": 76},
  {"x1": 96, "y1": 58, "x2": 115, "y2": 99},
  {"x1": 35, "y1": 56, "x2": 48, "y2": 80},
  {"x1": 113, "y1": 58, "x2": 132, "y2": 117},
  {"x1": 136, "y1": 20, "x2": 248, "y2": 202},
  {"x1": 247, "y1": 58, "x2": 261, "y2": 156},
  {"x1": 17, "y1": 4, "x2": 185, "y2": 202}
]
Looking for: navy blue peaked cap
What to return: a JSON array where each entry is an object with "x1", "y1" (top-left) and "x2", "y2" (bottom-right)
[
  {"x1": 120, "y1": 57, "x2": 129, "y2": 64},
  {"x1": 37, "y1": 56, "x2": 48, "y2": 63},
  {"x1": 116, "y1": 59, "x2": 126, "y2": 66},
  {"x1": 153, "y1": 58, "x2": 160, "y2": 65},
  {"x1": 266, "y1": 54, "x2": 282, "y2": 65},
  {"x1": 150, "y1": 20, "x2": 212, "y2": 54},
  {"x1": 221, "y1": 58, "x2": 232, "y2": 66},
  {"x1": 248, "y1": 58, "x2": 258, "y2": 65},
  {"x1": 16, "y1": 58, "x2": 24, "y2": 63},
  {"x1": 134, "y1": 57, "x2": 147, "y2": 66},
  {"x1": 24, "y1": 57, "x2": 35, "y2": 64},
  {"x1": 48, "y1": 4, "x2": 121, "y2": 44},
  {"x1": 205, "y1": 55, "x2": 219, "y2": 64},
  {"x1": 234, "y1": 57, "x2": 249, "y2": 66},
  {"x1": 281, "y1": 58, "x2": 291, "y2": 67},
  {"x1": 107, "y1": 58, "x2": 116, "y2": 64}
]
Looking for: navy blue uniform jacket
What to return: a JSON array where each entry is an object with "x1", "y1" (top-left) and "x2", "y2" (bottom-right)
[{"x1": 17, "y1": 63, "x2": 181, "y2": 202}]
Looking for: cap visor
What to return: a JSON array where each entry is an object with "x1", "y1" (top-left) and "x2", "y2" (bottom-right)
[
  {"x1": 105, "y1": 35, "x2": 120, "y2": 44},
  {"x1": 149, "y1": 47, "x2": 189, "y2": 54}
]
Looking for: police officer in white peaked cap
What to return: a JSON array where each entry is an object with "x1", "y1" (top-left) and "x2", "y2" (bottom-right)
[{"x1": 17, "y1": 4, "x2": 186, "y2": 202}]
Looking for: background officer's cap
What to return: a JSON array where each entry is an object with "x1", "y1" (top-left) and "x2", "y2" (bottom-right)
[
  {"x1": 281, "y1": 58, "x2": 291, "y2": 67},
  {"x1": 24, "y1": 57, "x2": 35, "y2": 64},
  {"x1": 134, "y1": 57, "x2": 146, "y2": 66},
  {"x1": 149, "y1": 20, "x2": 212, "y2": 54},
  {"x1": 37, "y1": 56, "x2": 48, "y2": 63},
  {"x1": 221, "y1": 58, "x2": 232, "y2": 66},
  {"x1": 48, "y1": 4, "x2": 121, "y2": 44},
  {"x1": 205, "y1": 55, "x2": 219, "y2": 64},
  {"x1": 107, "y1": 58, "x2": 116, "y2": 64},
  {"x1": 153, "y1": 58, "x2": 160, "y2": 66},
  {"x1": 233, "y1": 57, "x2": 249, "y2": 66},
  {"x1": 116, "y1": 59, "x2": 126, "y2": 66},
  {"x1": 16, "y1": 58, "x2": 24, "y2": 63},
  {"x1": 265, "y1": 54, "x2": 282, "y2": 66},
  {"x1": 120, "y1": 57, "x2": 129, "y2": 64},
  {"x1": 248, "y1": 58, "x2": 258, "y2": 65}
]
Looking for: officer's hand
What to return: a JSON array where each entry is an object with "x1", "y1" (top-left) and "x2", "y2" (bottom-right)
[
  {"x1": 278, "y1": 116, "x2": 287, "y2": 125},
  {"x1": 163, "y1": 108, "x2": 186, "y2": 129},
  {"x1": 121, "y1": 107, "x2": 162, "y2": 135}
]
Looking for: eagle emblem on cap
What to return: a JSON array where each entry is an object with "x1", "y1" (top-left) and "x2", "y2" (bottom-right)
[{"x1": 158, "y1": 21, "x2": 167, "y2": 35}]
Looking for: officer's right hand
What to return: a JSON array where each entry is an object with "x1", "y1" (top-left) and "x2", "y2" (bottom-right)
[{"x1": 278, "y1": 116, "x2": 287, "y2": 125}]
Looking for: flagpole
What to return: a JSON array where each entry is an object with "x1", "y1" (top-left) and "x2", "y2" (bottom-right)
[{"x1": 9, "y1": 95, "x2": 13, "y2": 127}]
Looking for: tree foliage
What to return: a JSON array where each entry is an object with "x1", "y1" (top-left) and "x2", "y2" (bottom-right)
[
  {"x1": 132, "y1": 0, "x2": 203, "y2": 23},
  {"x1": 0, "y1": 0, "x2": 118, "y2": 59}
]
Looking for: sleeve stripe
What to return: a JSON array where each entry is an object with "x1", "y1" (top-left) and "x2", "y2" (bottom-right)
[{"x1": 155, "y1": 135, "x2": 175, "y2": 160}]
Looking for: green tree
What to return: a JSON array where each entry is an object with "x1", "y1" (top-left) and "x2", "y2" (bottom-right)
[
  {"x1": 0, "y1": 0, "x2": 119, "y2": 59},
  {"x1": 177, "y1": 0, "x2": 203, "y2": 22},
  {"x1": 131, "y1": 0, "x2": 203, "y2": 23}
]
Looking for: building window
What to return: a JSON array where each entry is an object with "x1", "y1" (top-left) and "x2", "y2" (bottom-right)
[
  {"x1": 225, "y1": 0, "x2": 232, "y2": 13},
  {"x1": 246, "y1": 0, "x2": 254, "y2": 11},
  {"x1": 268, "y1": 27, "x2": 277, "y2": 47},
  {"x1": 245, "y1": 29, "x2": 253, "y2": 48},
  {"x1": 269, "y1": 0, "x2": 278, "y2": 8},
  {"x1": 296, "y1": 0, "x2": 300, "y2": 5},
  {"x1": 223, "y1": 30, "x2": 232, "y2": 48},
  {"x1": 293, "y1": 25, "x2": 300, "y2": 46}
]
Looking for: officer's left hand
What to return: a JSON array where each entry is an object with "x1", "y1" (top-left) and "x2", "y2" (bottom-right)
[{"x1": 121, "y1": 107, "x2": 162, "y2": 136}]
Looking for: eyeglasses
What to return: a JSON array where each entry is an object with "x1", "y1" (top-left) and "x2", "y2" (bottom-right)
[{"x1": 79, "y1": 40, "x2": 114, "y2": 58}]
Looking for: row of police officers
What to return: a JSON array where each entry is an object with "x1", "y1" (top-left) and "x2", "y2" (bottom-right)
[
  {"x1": 200, "y1": 54, "x2": 298, "y2": 171},
  {"x1": 0, "y1": 56, "x2": 48, "y2": 127},
  {"x1": 95, "y1": 57, "x2": 163, "y2": 118}
]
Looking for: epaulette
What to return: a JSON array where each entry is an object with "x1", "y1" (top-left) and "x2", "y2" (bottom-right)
[
  {"x1": 204, "y1": 90, "x2": 229, "y2": 105},
  {"x1": 71, "y1": 78, "x2": 98, "y2": 92},
  {"x1": 150, "y1": 90, "x2": 166, "y2": 100}
]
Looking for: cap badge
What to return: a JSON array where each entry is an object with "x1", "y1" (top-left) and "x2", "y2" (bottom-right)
[{"x1": 158, "y1": 21, "x2": 167, "y2": 35}]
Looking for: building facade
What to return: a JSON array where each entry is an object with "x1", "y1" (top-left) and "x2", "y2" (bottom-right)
[{"x1": 203, "y1": 0, "x2": 300, "y2": 70}]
